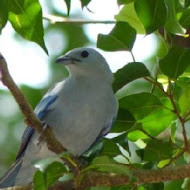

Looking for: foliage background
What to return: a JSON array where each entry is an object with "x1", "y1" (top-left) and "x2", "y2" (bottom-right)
[{"x1": 1, "y1": 0, "x2": 190, "y2": 189}]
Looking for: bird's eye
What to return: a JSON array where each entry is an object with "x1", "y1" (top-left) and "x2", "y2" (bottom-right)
[{"x1": 81, "y1": 51, "x2": 89, "y2": 58}]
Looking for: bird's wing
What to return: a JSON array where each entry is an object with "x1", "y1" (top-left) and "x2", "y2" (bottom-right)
[
  {"x1": 16, "y1": 95, "x2": 58, "y2": 160},
  {"x1": 87, "y1": 117, "x2": 116, "y2": 150}
]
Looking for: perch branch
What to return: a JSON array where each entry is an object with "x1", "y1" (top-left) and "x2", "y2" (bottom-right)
[
  {"x1": 3, "y1": 163, "x2": 190, "y2": 190},
  {"x1": 0, "y1": 53, "x2": 77, "y2": 172}
]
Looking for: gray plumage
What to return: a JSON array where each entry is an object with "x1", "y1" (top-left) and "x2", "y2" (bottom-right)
[{"x1": 0, "y1": 47, "x2": 118, "y2": 187}]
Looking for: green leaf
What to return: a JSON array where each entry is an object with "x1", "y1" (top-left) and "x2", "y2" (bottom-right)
[
  {"x1": 143, "y1": 140, "x2": 173, "y2": 162},
  {"x1": 182, "y1": 178, "x2": 190, "y2": 190},
  {"x1": 112, "y1": 133, "x2": 129, "y2": 152},
  {"x1": 33, "y1": 170, "x2": 46, "y2": 190},
  {"x1": 113, "y1": 62, "x2": 150, "y2": 92},
  {"x1": 112, "y1": 108, "x2": 135, "y2": 133},
  {"x1": 8, "y1": 0, "x2": 48, "y2": 54},
  {"x1": 184, "y1": 152, "x2": 190, "y2": 163},
  {"x1": 165, "y1": 0, "x2": 185, "y2": 34},
  {"x1": 141, "y1": 108, "x2": 176, "y2": 136},
  {"x1": 179, "y1": 8, "x2": 190, "y2": 29},
  {"x1": 91, "y1": 156, "x2": 131, "y2": 176},
  {"x1": 80, "y1": 0, "x2": 91, "y2": 8},
  {"x1": 155, "y1": 34, "x2": 168, "y2": 59},
  {"x1": 90, "y1": 187, "x2": 111, "y2": 190},
  {"x1": 44, "y1": 162, "x2": 67, "y2": 187},
  {"x1": 171, "y1": 121, "x2": 177, "y2": 143},
  {"x1": 119, "y1": 92, "x2": 163, "y2": 120},
  {"x1": 59, "y1": 173, "x2": 73, "y2": 183},
  {"x1": 97, "y1": 22, "x2": 136, "y2": 51},
  {"x1": 115, "y1": 3, "x2": 145, "y2": 34},
  {"x1": 178, "y1": 78, "x2": 190, "y2": 115},
  {"x1": 117, "y1": 0, "x2": 136, "y2": 5},
  {"x1": 159, "y1": 47, "x2": 190, "y2": 79},
  {"x1": 127, "y1": 130, "x2": 149, "y2": 142},
  {"x1": 101, "y1": 139, "x2": 121, "y2": 157},
  {"x1": 0, "y1": 0, "x2": 8, "y2": 32},
  {"x1": 157, "y1": 159, "x2": 170, "y2": 168},
  {"x1": 64, "y1": 0, "x2": 71, "y2": 15},
  {"x1": 143, "y1": 183, "x2": 164, "y2": 190},
  {"x1": 185, "y1": 0, "x2": 190, "y2": 8},
  {"x1": 134, "y1": 0, "x2": 167, "y2": 34}
]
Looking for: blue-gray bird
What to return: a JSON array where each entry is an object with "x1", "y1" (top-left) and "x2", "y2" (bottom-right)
[{"x1": 0, "y1": 47, "x2": 118, "y2": 187}]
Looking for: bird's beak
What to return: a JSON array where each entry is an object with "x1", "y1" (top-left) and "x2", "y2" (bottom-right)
[{"x1": 55, "y1": 55, "x2": 81, "y2": 64}]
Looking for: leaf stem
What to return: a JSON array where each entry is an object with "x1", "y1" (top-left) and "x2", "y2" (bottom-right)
[{"x1": 130, "y1": 51, "x2": 136, "y2": 62}]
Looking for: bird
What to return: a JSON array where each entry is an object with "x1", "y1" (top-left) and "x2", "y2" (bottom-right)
[{"x1": 0, "y1": 47, "x2": 118, "y2": 187}]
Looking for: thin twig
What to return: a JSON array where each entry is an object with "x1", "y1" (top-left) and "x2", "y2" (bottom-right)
[
  {"x1": 43, "y1": 14, "x2": 116, "y2": 25},
  {"x1": 167, "y1": 79, "x2": 189, "y2": 151},
  {"x1": 144, "y1": 77, "x2": 168, "y2": 96},
  {"x1": 163, "y1": 149, "x2": 185, "y2": 168}
]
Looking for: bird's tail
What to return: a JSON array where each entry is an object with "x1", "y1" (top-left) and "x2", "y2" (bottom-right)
[{"x1": 0, "y1": 157, "x2": 23, "y2": 188}]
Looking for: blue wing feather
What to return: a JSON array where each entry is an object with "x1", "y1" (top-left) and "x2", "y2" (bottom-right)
[{"x1": 16, "y1": 95, "x2": 57, "y2": 159}]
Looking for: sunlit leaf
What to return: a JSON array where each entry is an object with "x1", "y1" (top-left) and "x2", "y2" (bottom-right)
[
  {"x1": 157, "y1": 159, "x2": 170, "y2": 168},
  {"x1": 97, "y1": 22, "x2": 136, "y2": 51},
  {"x1": 0, "y1": 0, "x2": 8, "y2": 33},
  {"x1": 159, "y1": 47, "x2": 190, "y2": 79},
  {"x1": 113, "y1": 62, "x2": 150, "y2": 92},
  {"x1": 141, "y1": 108, "x2": 176, "y2": 136},
  {"x1": 134, "y1": 0, "x2": 167, "y2": 33},
  {"x1": 127, "y1": 130, "x2": 149, "y2": 142},
  {"x1": 115, "y1": 3, "x2": 145, "y2": 34},
  {"x1": 8, "y1": 0, "x2": 48, "y2": 54},
  {"x1": 119, "y1": 92, "x2": 163, "y2": 120}
]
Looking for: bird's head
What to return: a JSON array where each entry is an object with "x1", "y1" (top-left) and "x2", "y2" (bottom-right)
[{"x1": 55, "y1": 48, "x2": 113, "y2": 83}]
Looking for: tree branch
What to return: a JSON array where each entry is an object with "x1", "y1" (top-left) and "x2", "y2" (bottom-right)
[
  {"x1": 3, "y1": 163, "x2": 190, "y2": 190},
  {"x1": 79, "y1": 164, "x2": 190, "y2": 189},
  {"x1": 0, "y1": 53, "x2": 77, "y2": 172}
]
